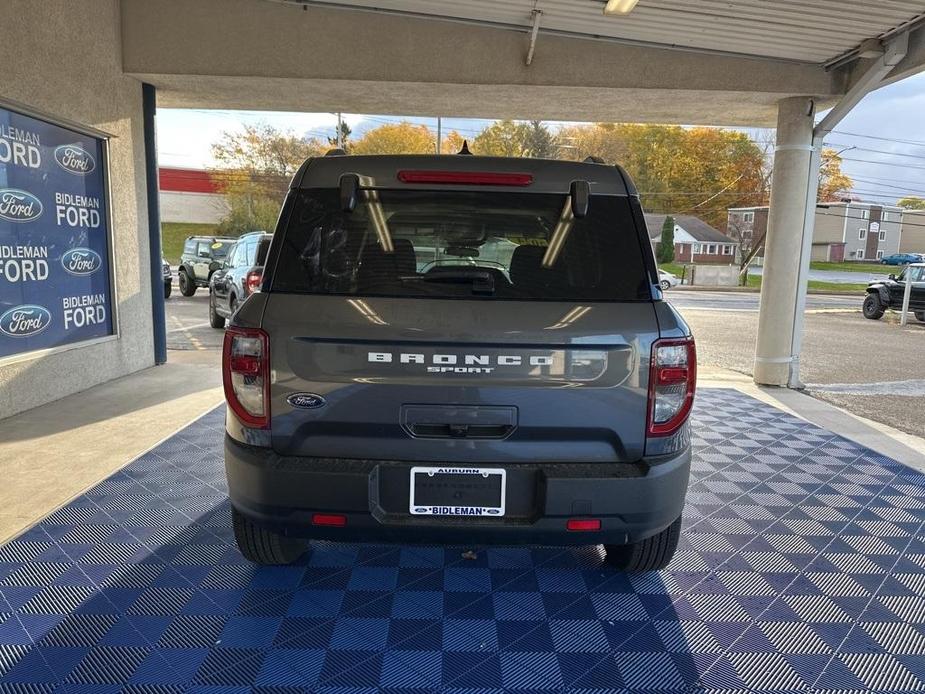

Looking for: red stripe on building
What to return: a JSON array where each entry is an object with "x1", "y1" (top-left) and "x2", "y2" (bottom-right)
[{"x1": 159, "y1": 167, "x2": 222, "y2": 194}]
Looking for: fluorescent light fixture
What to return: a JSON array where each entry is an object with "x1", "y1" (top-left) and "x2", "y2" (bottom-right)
[{"x1": 603, "y1": 0, "x2": 639, "y2": 15}]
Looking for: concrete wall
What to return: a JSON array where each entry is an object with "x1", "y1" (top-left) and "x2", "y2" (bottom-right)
[
  {"x1": 691, "y1": 264, "x2": 739, "y2": 286},
  {"x1": 160, "y1": 191, "x2": 228, "y2": 225},
  {"x1": 0, "y1": 0, "x2": 152, "y2": 418}
]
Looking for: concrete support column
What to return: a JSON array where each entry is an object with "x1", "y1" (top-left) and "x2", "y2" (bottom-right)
[{"x1": 754, "y1": 96, "x2": 819, "y2": 386}]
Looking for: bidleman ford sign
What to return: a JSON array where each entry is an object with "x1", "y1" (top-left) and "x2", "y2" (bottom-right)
[{"x1": 0, "y1": 106, "x2": 113, "y2": 360}]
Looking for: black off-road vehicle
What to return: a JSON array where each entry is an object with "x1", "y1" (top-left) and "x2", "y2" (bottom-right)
[
  {"x1": 863, "y1": 263, "x2": 925, "y2": 322},
  {"x1": 177, "y1": 235, "x2": 235, "y2": 296},
  {"x1": 222, "y1": 153, "x2": 696, "y2": 571}
]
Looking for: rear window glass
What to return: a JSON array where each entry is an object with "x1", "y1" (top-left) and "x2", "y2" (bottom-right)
[{"x1": 270, "y1": 189, "x2": 651, "y2": 301}]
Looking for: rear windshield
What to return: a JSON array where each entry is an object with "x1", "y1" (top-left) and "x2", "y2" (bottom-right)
[{"x1": 270, "y1": 189, "x2": 651, "y2": 301}]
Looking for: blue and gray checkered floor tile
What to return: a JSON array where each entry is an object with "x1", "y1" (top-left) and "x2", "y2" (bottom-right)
[{"x1": 1, "y1": 388, "x2": 924, "y2": 693}]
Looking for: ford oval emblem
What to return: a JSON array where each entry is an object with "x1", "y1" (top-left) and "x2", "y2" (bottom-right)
[
  {"x1": 287, "y1": 392, "x2": 327, "y2": 409},
  {"x1": 61, "y1": 248, "x2": 102, "y2": 276},
  {"x1": 0, "y1": 304, "x2": 52, "y2": 338},
  {"x1": 0, "y1": 188, "x2": 43, "y2": 223},
  {"x1": 54, "y1": 144, "x2": 96, "y2": 175}
]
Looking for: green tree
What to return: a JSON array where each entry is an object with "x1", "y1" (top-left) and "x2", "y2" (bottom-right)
[
  {"x1": 350, "y1": 122, "x2": 435, "y2": 154},
  {"x1": 897, "y1": 196, "x2": 925, "y2": 210},
  {"x1": 657, "y1": 216, "x2": 675, "y2": 264},
  {"x1": 210, "y1": 122, "x2": 326, "y2": 234},
  {"x1": 327, "y1": 120, "x2": 352, "y2": 151},
  {"x1": 524, "y1": 120, "x2": 556, "y2": 158}
]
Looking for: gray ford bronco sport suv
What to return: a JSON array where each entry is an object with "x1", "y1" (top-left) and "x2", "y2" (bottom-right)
[{"x1": 223, "y1": 153, "x2": 695, "y2": 571}]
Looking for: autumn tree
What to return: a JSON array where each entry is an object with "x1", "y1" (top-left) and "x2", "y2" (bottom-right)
[
  {"x1": 897, "y1": 196, "x2": 925, "y2": 210},
  {"x1": 350, "y1": 122, "x2": 435, "y2": 155},
  {"x1": 441, "y1": 130, "x2": 467, "y2": 155},
  {"x1": 556, "y1": 123, "x2": 769, "y2": 229},
  {"x1": 210, "y1": 122, "x2": 326, "y2": 233},
  {"x1": 817, "y1": 149, "x2": 854, "y2": 202},
  {"x1": 472, "y1": 120, "x2": 532, "y2": 157}
]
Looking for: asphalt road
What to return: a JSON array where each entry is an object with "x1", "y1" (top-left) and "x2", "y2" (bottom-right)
[{"x1": 165, "y1": 287, "x2": 925, "y2": 439}]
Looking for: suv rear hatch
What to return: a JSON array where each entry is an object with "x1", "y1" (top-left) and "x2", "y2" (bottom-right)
[{"x1": 261, "y1": 164, "x2": 660, "y2": 463}]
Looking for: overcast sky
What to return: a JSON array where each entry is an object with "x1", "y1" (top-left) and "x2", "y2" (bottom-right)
[{"x1": 156, "y1": 71, "x2": 925, "y2": 205}]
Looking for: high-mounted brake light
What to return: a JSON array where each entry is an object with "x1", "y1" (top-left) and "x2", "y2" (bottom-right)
[
  {"x1": 223, "y1": 326, "x2": 270, "y2": 429},
  {"x1": 647, "y1": 337, "x2": 696, "y2": 437},
  {"x1": 245, "y1": 270, "x2": 263, "y2": 296},
  {"x1": 397, "y1": 170, "x2": 533, "y2": 186}
]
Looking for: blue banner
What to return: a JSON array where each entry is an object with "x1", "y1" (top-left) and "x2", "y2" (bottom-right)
[{"x1": 0, "y1": 106, "x2": 114, "y2": 359}]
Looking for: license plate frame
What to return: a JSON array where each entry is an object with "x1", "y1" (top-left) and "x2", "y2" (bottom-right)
[{"x1": 409, "y1": 466, "x2": 506, "y2": 517}]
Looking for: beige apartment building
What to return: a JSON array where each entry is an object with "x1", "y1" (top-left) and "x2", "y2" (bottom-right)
[{"x1": 728, "y1": 202, "x2": 906, "y2": 262}]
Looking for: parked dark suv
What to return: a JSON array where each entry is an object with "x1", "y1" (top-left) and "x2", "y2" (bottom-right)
[
  {"x1": 177, "y1": 235, "x2": 235, "y2": 296},
  {"x1": 209, "y1": 231, "x2": 273, "y2": 328},
  {"x1": 863, "y1": 263, "x2": 925, "y2": 322},
  {"x1": 223, "y1": 154, "x2": 696, "y2": 571}
]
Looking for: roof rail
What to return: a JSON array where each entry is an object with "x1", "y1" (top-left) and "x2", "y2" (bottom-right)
[{"x1": 325, "y1": 148, "x2": 347, "y2": 157}]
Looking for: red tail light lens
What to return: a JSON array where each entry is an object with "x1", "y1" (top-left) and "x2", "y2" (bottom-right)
[
  {"x1": 567, "y1": 519, "x2": 601, "y2": 532},
  {"x1": 397, "y1": 170, "x2": 533, "y2": 186},
  {"x1": 245, "y1": 270, "x2": 262, "y2": 296},
  {"x1": 647, "y1": 337, "x2": 696, "y2": 436},
  {"x1": 223, "y1": 327, "x2": 270, "y2": 428}
]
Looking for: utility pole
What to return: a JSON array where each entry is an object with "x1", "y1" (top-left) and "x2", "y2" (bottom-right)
[
  {"x1": 336, "y1": 112, "x2": 343, "y2": 149},
  {"x1": 436, "y1": 116, "x2": 442, "y2": 154}
]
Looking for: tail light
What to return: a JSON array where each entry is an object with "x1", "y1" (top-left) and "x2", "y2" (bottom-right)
[
  {"x1": 647, "y1": 337, "x2": 696, "y2": 436},
  {"x1": 245, "y1": 270, "x2": 262, "y2": 296},
  {"x1": 223, "y1": 326, "x2": 270, "y2": 428}
]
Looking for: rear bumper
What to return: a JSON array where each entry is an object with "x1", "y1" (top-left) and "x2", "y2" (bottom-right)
[{"x1": 224, "y1": 435, "x2": 691, "y2": 546}]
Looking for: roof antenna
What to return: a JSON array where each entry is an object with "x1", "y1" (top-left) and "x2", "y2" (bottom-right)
[{"x1": 458, "y1": 140, "x2": 473, "y2": 155}]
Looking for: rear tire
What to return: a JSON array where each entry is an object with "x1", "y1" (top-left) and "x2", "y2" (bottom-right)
[
  {"x1": 164, "y1": 280, "x2": 171, "y2": 299},
  {"x1": 862, "y1": 294, "x2": 885, "y2": 320},
  {"x1": 179, "y1": 269, "x2": 196, "y2": 297},
  {"x1": 209, "y1": 292, "x2": 225, "y2": 329},
  {"x1": 232, "y1": 508, "x2": 306, "y2": 565},
  {"x1": 915, "y1": 311, "x2": 925, "y2": 323},
  {"x1": 604, "y1": 516, "x2": 681, "y2": 572}
]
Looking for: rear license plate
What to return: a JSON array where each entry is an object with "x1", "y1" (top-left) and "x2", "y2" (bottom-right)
[{"x1": 409, "y1": 466, "x2": 506, "y2": 517}]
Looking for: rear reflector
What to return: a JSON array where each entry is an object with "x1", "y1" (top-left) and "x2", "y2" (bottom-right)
[
  {"x1": 312, "y1": 513, "x2": 347, "y2": 527},
  {"x1": 397, "y1": 170, "x2": 533, "y2": 186},
  {"x1": 567, "y1": 519, "x2": 601, "y2": 532}
]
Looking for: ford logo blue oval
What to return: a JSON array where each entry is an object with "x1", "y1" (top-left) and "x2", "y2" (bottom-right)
[
  {"x1": 0, "y1": 188, "x2": 43, "y2": 223},
  {"x1": 287, "y1": 392, "x2": 326, "y2": 409},
  {"x1": 54, "y1": 144, "x2": 96, "y2": 175},
  {"x1": 61, "y1": 248, "x2": 102, "y2": 276},
  {"x1": 0, "y1": 304, "x2": 52, "y2": 338}
]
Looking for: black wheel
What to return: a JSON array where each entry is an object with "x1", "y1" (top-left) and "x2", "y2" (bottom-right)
[
  {"x1": 209, "y1": 292, "x2": 225, "y2": 329},
  {"x1": 604, "y1": 516, "x2": 681, "y2": 572},
  {"x1": 178, "y1": 269, "x2": 196, "y2": 296},
  {"x1": 164, "y1": 280, "x2": 171, "y2": 299},
  {"x1": 233, "y1": 508, "x2": 306, "y2": 565},
  {"x1": 659, "y1": 280, "x2": 671, "y2": 290},
  {"x1": 915, "y1": 311, "x2": 925, "y2": 323},
  {"x1": 862, "y1": 293, "x2": 885, "y2": 320}
]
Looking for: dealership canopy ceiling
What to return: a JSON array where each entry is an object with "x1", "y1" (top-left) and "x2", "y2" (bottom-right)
[{"x1": 121, "y1": 0, "x2": 925, "y2": 124}]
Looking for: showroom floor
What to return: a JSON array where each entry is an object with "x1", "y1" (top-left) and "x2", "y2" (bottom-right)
[{"x1": 0, "y1": 389, "x2": 923, "y2": 692}]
